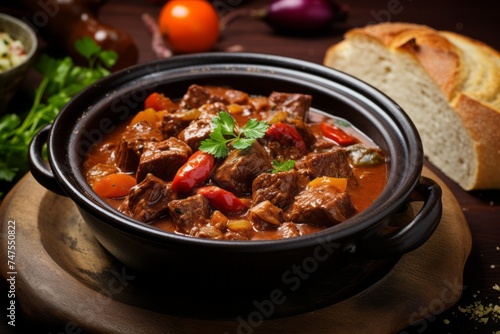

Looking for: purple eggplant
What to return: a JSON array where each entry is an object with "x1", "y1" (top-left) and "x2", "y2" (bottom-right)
[{"x1": 221, "y1": 0, "x2": 349, "y2": 34}]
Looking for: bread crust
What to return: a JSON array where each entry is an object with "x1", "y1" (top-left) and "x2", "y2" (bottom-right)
[
  {"x1": 453, "y1": 93, "x2": 500, "y2": 189},
  {"x1": 324, "y1": 22, "x2": 500, "y2": 190},
  {"x1": 344, "y1": 23, "x2": 461, "y2": 99}
]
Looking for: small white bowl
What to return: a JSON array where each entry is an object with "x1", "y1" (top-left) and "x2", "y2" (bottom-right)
[{"x1": 0, "y1": 13, "x2": 38, "y2": 113}]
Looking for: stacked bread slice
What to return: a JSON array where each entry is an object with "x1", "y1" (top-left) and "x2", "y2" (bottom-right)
[{"x1": 324, "y1": 22, "x2": 500, "y2": 190}]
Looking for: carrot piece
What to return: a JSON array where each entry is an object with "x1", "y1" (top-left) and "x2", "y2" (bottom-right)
[
  {"x1": 130, "y1": 108, "x2": 159, "y2": 127},
  {"x1": 92, "y1": 173, "x2": 137, "y2": 198}
]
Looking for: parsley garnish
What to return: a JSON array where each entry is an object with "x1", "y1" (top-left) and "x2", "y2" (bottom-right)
[
  {"x1": 0, "y1": 37, "x2": 117, "y2": 199},
  {"x1": 199, "y1": 111, "x2": 269, "y2": 158},
  {"x1": 271, "y1": 159, "x2": 295, "y2": 174}
]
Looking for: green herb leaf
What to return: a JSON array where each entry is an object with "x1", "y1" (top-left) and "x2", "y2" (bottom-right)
[
  {"x1": 74, "y1": 36, "x2": 117, "y2": 70},
  {"x1": 199, "y1": 111, "x2": 269, "y2": 158},
  {"x1": 241, "y1": 118, "x2": 269, "y2": 139},
  {"x1": 98, "y1": 50, "x2": 119, "y2": 68},
  {"x1": 232, "y1": 137, "x2": 255, "y2": 150},
  {"x1": 52, "y1": 57, "x2": 73, "y2": 85},
  {"x1": 47, "y1": 93, "x2": 71, "y2": 111},
  {"x1": 0, "y1": 37, "x2": 118, "y2": 198},
  {"x1": 271, "y1": 159, "x2": 295, "y2": 174},
  {"x1": 35, "y1": 54, "x2": 61, "y2": 78},
  {"x1": 75, "y1": 36, "x2": 102, "y2": 61},
  {"x1": 213, "y1": 112, "x2": 236, "y2": 136},
  {"x1": 199, "y1": 127, "x2": 231, "y2": 158},
  {"x1": 0, "y1": 114, "x2": 21, "y2": 136},
  {"x1": 0, "y1": 161, "x2": 18, "y2": 182}
]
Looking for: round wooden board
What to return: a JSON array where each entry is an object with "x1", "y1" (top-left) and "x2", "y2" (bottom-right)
[{"x1": 0, "y1": 167, "x2": 471, "y2": 334}]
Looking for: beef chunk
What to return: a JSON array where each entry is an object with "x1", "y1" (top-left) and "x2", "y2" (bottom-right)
[
  {"x1": 266, "y1": 141, "x2": 307, "y2": 161},
  {"x1": 296, "y1": 148, "x2": 357, "y2": 183},
  {"x1": 205, "y1": 86, "x2": 249, "y2": 105},
  {"x1": 224, "y1": 89, "x2": 249, "y2": 104},
  {"x1": 286, "y1": 188, "x2": 357, "y2": 226},
  {"x1": 168, "y1": 194, "x2": 211, "y2": 233},
  {"x1": 252, "y1": 170, "x2": 308, "y2": 208},
  {"x1": 286, "y1": 118, "x2": 316, "y2": 148},
  {"x1": 249, "y1": 96, "x2": 271, "y2": 112},
  {"x1": 312, "y1": 137, "x2": 338, "y2": 151},
  {"x1": 180, "y1": 84, "x2": 214, "y2": 108},
  {"x1": 178, "y1": 104, "x2": 223, "y2": 150},
  {"x1": 180, "y1": 85, "x2": 256, "y2": 112},
  {"x1": 224, "y1": 230, "x2": 250, "y2": 241},
  {"x1": 195, "y1": 226, "x2": 224, "y2": 239},
  {"x1": 178, "y1": 117, "x2": 212, "y2": 151},
  {"x1": 118, "y1": 174, "x2": 177, "y2": 223},
  {"x1": 180, "y1": 84, "x2": 229, "y2": 108},
  {"x1": 268, "y1": 91, "x2": 312, "y2": 121},
  {"x1": 278, "y1": 222, "x2": 301, "y2": 239},
  {"x1": 264, "y1": 120, "x2": 314, "y2": 160},
  {"x1": 212, "y1": 141, "x2": 272, "y2": 196},
  {"x1": 136, "y1": 137, "x2": 192, "y2": 182},
  {"x1": 160, "y1": 113, "x2": 192, "y2": 138},
  {"x1": 116, "y1": 121, "x2": 163, "y2": 172},
  {"x1": 161, "y1": 102, "x2": 226, "y2": 150},
  {"x1": 198, "y1": 101, "x2": 228, "y2": 115},
  {"x1": 180, "y1": 85, "x2": 250, "y2": 108}
]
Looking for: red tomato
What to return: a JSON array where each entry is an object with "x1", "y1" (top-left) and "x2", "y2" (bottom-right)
[
  {"x1": 265, "y1": 122, "x2": 307, "y2": 152},
  {"x1": 144, "y1": 92, "x2": 175, "y2": 111},
  {"x1": 172, "y1": 151, "x2": 214, "y2": 193},
  {"x1": 159, "y1": 0, "x2": 220, "y2": 53},
  {"x1": 197, "y1": 186, "x2": 246, "y2": 213},
  {"x1": 320, "y1": 122, "x2": 358, "y2": 146}
]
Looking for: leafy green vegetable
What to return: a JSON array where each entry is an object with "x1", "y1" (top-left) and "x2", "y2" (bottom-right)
[
  {"x1": 345, "y1": 143, "x2": 385, "y2": 167},
  {"x1": 75, "y1": 37, "x2": 102, "y2": 61},
  {"x1": 334, "y1": 118, "x2": 351, "y2": 128},
  {"x1": 75, "y1": 36, "x2": 118, "y2": 69},
  {"x1": 199, "y1": 112, "x2": 269, "y2": 158},
  {"x1": 271, "y1": 159, "x2": 295, "y2": 174},
  {"x1": 0, "y1": 37, "x2": 117, "y2": 198}
]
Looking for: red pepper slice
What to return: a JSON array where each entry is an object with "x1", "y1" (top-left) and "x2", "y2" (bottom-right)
[
  {"x1": 172, "y1": 151, "x2": 214, "y2": 193},
  {"x1": 144, "y1": 92, "x2": 175, "y2": 111},
  {"x1": 265, "y1": 122, "x2": 306, "y2": 152},
  {"x1": 320, "y1": 122, "x2": 358, "y2": 146},
  {"x1": 197, "y1": 186, "x2": 246, "y2": 214}
]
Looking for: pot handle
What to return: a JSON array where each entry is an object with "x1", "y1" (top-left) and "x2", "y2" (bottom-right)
[
  {"x1": 28, "y1": 124, "x2": 67, "y2": 196},
  {"x1": 358, "y1": 176, "x2": 442, "y2": 258}
]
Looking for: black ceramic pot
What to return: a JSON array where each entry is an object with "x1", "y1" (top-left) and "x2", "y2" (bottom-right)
[{"x1": 29, "y1": 53, "x2": 442, "y2": 319}]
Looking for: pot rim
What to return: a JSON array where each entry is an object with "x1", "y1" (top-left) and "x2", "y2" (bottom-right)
[{"x1": 47, "y1": 52, "x2": 423, "y2": 252}]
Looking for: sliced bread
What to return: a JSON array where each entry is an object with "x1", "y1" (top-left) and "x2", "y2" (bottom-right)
[{"x1": 324, "y1": 22, "x2": 500, "y2": 190}]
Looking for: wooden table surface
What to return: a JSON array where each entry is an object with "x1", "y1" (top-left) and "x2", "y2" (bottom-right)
[{"x1": 1, "y1": 0, "x2": 499, "y2": 333}]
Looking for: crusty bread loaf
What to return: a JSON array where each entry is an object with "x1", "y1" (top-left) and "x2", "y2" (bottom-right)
[{"x1": 323, "y1": 22, "x2": 500, "y2": 190}]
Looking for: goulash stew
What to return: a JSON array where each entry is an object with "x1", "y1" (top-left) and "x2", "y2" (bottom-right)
[{"x1": 83, "y1": 85, "x2": 386, "y2": 240}]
